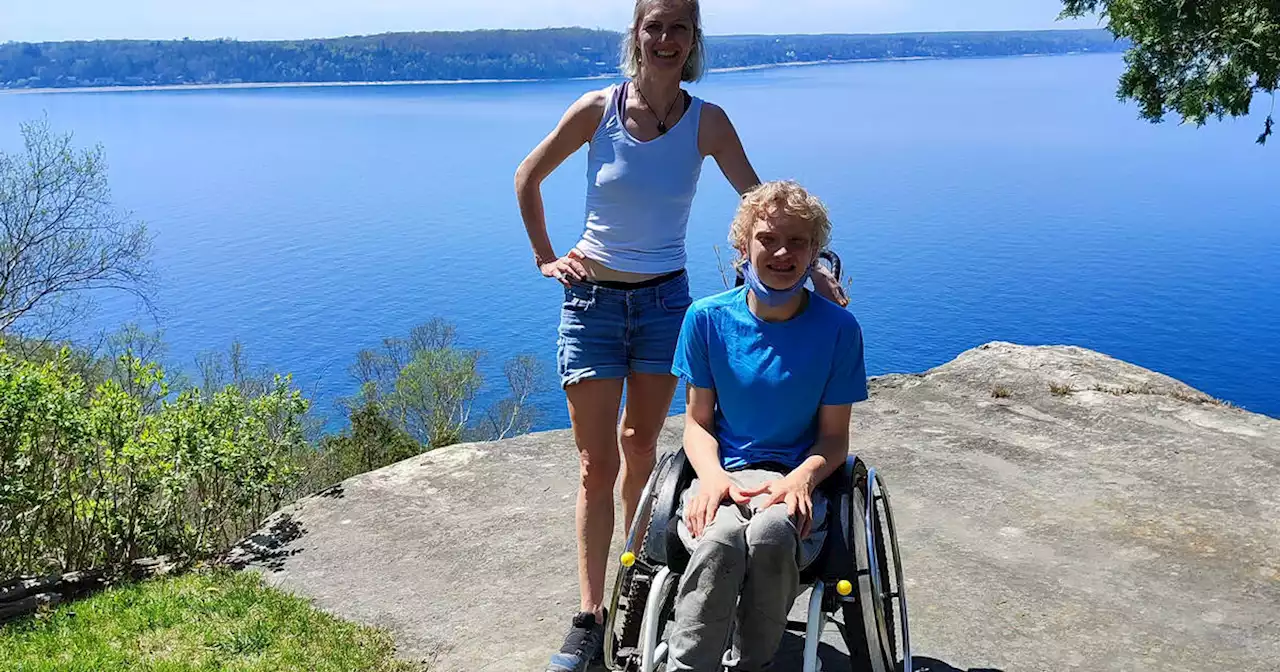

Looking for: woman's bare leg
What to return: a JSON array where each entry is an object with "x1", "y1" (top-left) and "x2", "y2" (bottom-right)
[
  {"x1": 565, "y1": 377, "x2": 625, "y2": 617},
  {"x1": 618, "y1": 372, "x2": 679, "y2": 533}
]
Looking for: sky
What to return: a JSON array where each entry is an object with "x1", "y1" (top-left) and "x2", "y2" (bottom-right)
[{"x1": 0, "y1": 0, "x2": 1096, "y2": 43}]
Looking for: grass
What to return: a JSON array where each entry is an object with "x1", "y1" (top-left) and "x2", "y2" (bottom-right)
[
  {"x1": 990, "y1": 385, "x2": 1012, "y2": 399},
  {"x1": 1049, "y1": 383, "x2": 1074, "y2": 397},
  {"x1": 1089, "y1": 383, "x2": 1237, "y2": 408},
  {"x1": 1092, "y1": 383, "x2": 1155, "y2": 396},
  {"x1": 0, "y1": 569, "x2": 420, "y2": 672}
]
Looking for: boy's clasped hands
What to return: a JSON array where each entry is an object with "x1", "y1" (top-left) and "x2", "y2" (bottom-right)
[{"x1": 684, "y1": 469, "x2": 820, "y2": 540}]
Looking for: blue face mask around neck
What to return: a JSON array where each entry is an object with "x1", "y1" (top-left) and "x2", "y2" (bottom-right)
[{"x1": 741, "y1": 262, "x2": 812, "y2": 307}]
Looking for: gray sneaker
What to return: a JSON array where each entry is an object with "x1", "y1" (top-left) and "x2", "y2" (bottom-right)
[{"x1": 545, "y1": 610, "x2": 606, "y2": 672}]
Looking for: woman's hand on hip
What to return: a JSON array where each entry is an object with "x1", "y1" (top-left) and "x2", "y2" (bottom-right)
[{"x1": 541, "y1": 249, "x2": 588, "y2": 287}]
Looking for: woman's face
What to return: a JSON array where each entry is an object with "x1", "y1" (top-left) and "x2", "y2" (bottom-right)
[{"x1": 635, "y1": 1, "x2": 696, "y2": 78}]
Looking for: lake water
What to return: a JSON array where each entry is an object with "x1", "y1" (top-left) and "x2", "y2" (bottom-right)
[{"x1": 0, "y1": 53, "x2": 1277, "y2": 432}]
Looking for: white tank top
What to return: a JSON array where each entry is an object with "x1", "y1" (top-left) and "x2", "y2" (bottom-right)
[{"x1": 575, "y1": 82, "x2": 705, "y2": 275}]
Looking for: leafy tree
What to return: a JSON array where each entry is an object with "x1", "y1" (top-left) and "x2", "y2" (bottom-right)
[
  {"x1": 0, "y1": 118, "x2": 154, "y2": 336},
  {"x1": 348, "y1": 319, "x2": 547, "y2": 450},
  {"x1": 1061, "y1": 1, "x2": 1279, "y2": 144},
  {"x1": 312, "y1": 397, "x2": 421, "y2": 483},
  {"x1": 475, "y1": 354, "x2": 543, "y2": 441}
]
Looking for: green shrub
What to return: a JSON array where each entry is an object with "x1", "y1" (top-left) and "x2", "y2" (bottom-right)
[
  {"x1": 302, "y1": 397, "x2": 422, "y2": 491},
  {"x1": 1, "y1": 318, "x2": 548, "y2": 578},
  {"x1": 0, "y1": 343, "x2": 309, "y2": 577}
]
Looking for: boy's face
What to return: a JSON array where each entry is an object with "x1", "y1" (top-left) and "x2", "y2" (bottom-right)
[{"x1": 747, "y1": 213, "x2": 817, "y2": 290}]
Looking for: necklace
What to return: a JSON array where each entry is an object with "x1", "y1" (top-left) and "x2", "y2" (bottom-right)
[{"x1": 633, "y1": 82, "x2": 681, "y2": 135}]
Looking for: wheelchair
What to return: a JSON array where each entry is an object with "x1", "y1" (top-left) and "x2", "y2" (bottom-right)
[{"x1": 603, "y1": 448, "x2": 911, "y2": 672}]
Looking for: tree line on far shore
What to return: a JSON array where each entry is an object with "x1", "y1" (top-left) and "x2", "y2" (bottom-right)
[{"x1": 0, "y1": 28, "x2": 1126, "y2": 90}]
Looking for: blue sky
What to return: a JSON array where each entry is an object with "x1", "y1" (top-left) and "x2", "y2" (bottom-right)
[{"x1": 0, "y1": 0, "x2": 1095, "y2": 42}]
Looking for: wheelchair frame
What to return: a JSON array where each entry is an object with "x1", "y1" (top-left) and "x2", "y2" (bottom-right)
[{"x1": 604, "y1": 449, "x2": 911, "y2": 672}]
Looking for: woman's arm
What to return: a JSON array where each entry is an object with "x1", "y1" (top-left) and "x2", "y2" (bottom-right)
[
  {"x1": 699, "y1": 102, "x2": 761, "y2": 195},
  {"x1": 515, "y1": 89, "x2": 606, "y2": 285}
]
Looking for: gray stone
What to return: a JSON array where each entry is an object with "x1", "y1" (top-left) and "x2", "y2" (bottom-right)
[
  {"x1": 236, "y1": 342, "x2": 1280, "y2": 672},
  {"x1": 0, "y1": 570, "x2": 108, "y2": 624}
]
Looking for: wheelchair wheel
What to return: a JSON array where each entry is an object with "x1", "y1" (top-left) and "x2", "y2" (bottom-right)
[
  {"x1": 865, "y1": 468, "x2": 912, "y2": 672},
  {"x1": 838, "y1": 458, "x2": 879, "y2": 671},
  {"x1": 839, "y1": 460, "x2": 912, "y2": 672},
  {"x1": 607, "y1": 491, "x2": 656, "y2": 669},
  {"x1": 606, "y1": 452, "x2": 682, "y2": 671}
]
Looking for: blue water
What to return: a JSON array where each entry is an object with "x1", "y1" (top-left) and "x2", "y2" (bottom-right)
[{"x1": 0, "y1": 53, "x2": 1276, "y2": 431}]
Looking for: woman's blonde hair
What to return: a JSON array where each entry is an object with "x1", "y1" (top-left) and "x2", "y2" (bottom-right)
[
  {"x1": 620, "y1": 0, "x2": 706, "y2": 83},
  {"x1": 729, "y1": 181, "x2": 833, "y2": 268}
]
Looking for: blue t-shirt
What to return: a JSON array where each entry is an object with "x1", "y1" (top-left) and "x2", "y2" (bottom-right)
[{"x1": 671, "y1": 286, "x2": 869, "y2": 470}]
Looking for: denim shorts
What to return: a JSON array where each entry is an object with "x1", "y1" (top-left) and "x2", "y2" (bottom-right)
[{"x1": 556, "y1": 270, "x2": 692, "y2": 387}]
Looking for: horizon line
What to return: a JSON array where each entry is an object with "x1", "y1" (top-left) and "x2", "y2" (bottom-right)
[{"x1": 2, "y1": 24, "x2": 1110, "y2": 46}]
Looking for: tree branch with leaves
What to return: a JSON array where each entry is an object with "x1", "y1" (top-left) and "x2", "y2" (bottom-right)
[{"x1": 1062, "y1": 0, "x2": 1279, "y2": 144}]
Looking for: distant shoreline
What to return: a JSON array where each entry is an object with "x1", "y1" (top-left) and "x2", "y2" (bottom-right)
[{"x1": 0, "y1": 53, "x2": 1092, "y2": 96}]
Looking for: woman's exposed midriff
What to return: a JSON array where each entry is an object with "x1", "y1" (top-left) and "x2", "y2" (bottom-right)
[{"x1": 575, "y1": 252, "x2": 671, "y2": 285}]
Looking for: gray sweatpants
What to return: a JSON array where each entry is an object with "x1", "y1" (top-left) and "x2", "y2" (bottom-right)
[{"x1": 667, "y1": 469, "x2": 828, "y2": 671}]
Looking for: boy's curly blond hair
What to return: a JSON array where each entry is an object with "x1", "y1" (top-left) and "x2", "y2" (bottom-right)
[{"x1": 729, "y1": 180, "x2": 832, "y2": 268}]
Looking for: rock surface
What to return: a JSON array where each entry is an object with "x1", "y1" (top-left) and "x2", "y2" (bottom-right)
[{"x1": 236, "y1": 342, "x2": 1280, "y2": 672}]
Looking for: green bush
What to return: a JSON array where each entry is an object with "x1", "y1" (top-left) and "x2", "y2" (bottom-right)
[
  {"x1": 303, "y1": 397, "x2": 422, "y2": 491},
  {"x1": 0, "y1": 343, "x2": 309, "y2": 577},
  {"x1": 0, "y1": 318, "x2": 547, "y2": 578}
]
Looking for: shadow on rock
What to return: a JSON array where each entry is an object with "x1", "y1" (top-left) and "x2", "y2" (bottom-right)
[
  {"x1": 775, "y1": 633, "x2": 1006, "y2": 672},
  {"x1": 315, "y1": 483, "x2": 345, "y2": 499},
  {"x1": 224, "y1": 513, "x2": 307, "y2": 572},
  {"x1": 774, "y1": 631, "x2": 858, "y2": 671},
  {"x1": 913, "y1": 657, "x2": 1006, "y2": 672}
]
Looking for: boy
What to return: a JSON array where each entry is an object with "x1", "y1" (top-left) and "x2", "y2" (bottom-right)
[{"x1": 668, "y1": 181, "x2": 869, "y2": 671}]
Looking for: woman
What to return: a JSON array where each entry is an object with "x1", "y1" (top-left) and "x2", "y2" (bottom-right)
[{"x1": 515, "y1": 2, "x2": 846, "y2": 670}]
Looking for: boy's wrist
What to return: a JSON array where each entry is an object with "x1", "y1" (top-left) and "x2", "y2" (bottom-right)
[
  {"x1": 786, "y1": 464, "x2": 821, "y2": 493},
  {"x1": 699, "y1": 464, "x2": 731, "y2": 485},
  {"x1": 791, "y1": 454, "x2": 837, "y2": 491}
]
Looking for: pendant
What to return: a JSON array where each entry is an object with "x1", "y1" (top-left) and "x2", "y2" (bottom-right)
[{"x1": 658, "y1": 121, "x2": 667, "y2": 134}]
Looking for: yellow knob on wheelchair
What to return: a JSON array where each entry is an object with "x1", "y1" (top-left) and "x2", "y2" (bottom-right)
[
  {"x1": 620, "y1": 551, "x2": 636, "y2": 568},
  {"x1": 836, "y1": 580, "x2": 853, "y2": 596}
]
